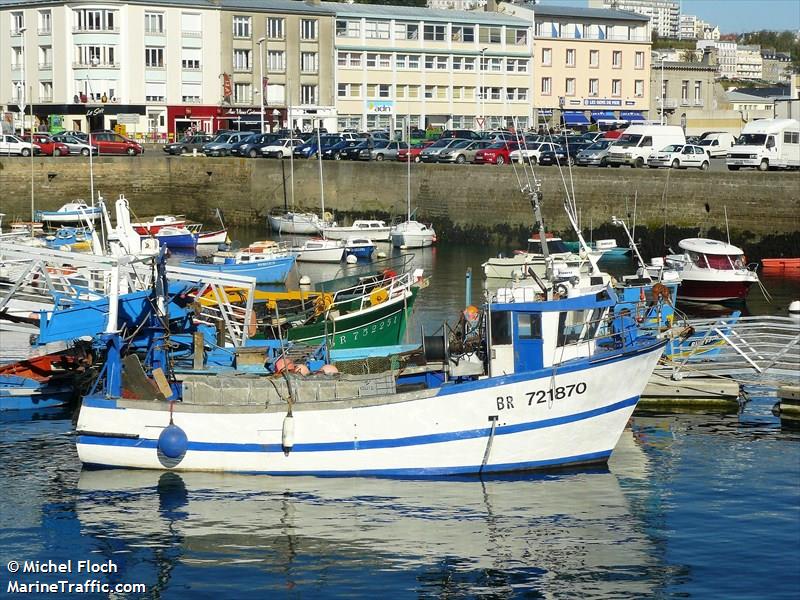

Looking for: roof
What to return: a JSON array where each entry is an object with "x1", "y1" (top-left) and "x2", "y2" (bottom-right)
[
  {"x1": 0, "y1": 0, "x2": 335, "y2": 14},
  {"x1": 731, "y1": 86, "x2": 792, "y2": 99},
  {"x1": 532, "y1": 4, "x2": 649, "y2": 23},
  {"x1": 679, "y1": 238, "x2": 744, "y2": 256},
  {"x1": 327, "y1": 2, "x2": 528, "y2": 25},
  {"x1": 726, "y1": 91, "x2": 775, "y2": 103}
]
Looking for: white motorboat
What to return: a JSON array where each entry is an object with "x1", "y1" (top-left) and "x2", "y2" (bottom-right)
[
  {"x1": 293, "y1": 238, "x2": 345, "y2": 263},
  {"x1": 36, "y1": 201, "x2": 101, "y2": 224},
  {"x1": 344, "y1": 237, "x2": 376, "y2": 260},
  {"x1": 131, "y1": 214, "x2": 187, "y2": 235},
  {"x1": 483, "y1": 235, "x2": 582, "y2": 280},
  {"x1": 390, "y1": 220, "x2": 436, "y2": 248},
  {"x1": 321, "y1": 220, "x2": 392, "y2": 241}
]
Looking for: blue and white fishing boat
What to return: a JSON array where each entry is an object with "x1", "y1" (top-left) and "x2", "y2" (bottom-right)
[
  {"x1": 154, "y1": 226, "x2": 197, "y2": 249},
  {"x1": 36, "y1": 202, "x2": 102, "y2": 224},
  {"x1": 44, "y1": 226, "x2": 92, "y2": 251},
  {"x1": 180, "y1": 243, "x2": 296, "y2": 284},
  {"x1": 344, "y1": 237, "x2": 376, "y2": 260}
]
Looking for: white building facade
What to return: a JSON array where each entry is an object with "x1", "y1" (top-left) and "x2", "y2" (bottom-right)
[
  {"x1": 697, "y1": 39, "x2": 737, "y2": 79},
  {"x1": 588, "y1": 0, "x2": 679, "y2": 39},
  {"x1": 735, "y1": 44, "x2": 763, "y2": 80}
]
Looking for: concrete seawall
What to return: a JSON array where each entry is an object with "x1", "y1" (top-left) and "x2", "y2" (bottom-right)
[{"x1": 1, "y1": 157, "x2": 797, "y2": 252}]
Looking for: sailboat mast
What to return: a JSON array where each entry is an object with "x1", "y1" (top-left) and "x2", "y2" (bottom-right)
[
  {"x1": 288, "y1": 92, "x2": 294, "y2": 209},
  {"x1": 317, "y1": 126, "x2": 325, "y2": 216},
  {"x1": 406, "y1": 116, "x2": 411, "y2": 220}
]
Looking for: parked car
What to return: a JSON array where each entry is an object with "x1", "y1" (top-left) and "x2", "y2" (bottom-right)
[
  {"x1": 163, "y1": 134, "x2": 213, "y2": 155},
  {"x1": 438, "y1": 140, "x2": 493, "y2": 164},
  {"x1": 202, "y1": 131, "x2": 252, "y2": 157},
  {"x1": 51, "y1": 132, "x2": 98, "y2": 156},
  {"x1": 0, "y1": 134, "x2": 40, "y2": 156},
  {"x1": 473, "y1": 141, "x2": 520, "y2": 165},
  {"x1": 342, "y1": 140, "x2": 372, "y2": 160},
  {"x1": 697, "y1": 132, "x2": 736, "y2": 158},
  {"x1": 575, "y1": 139, "x2": 615, "y2": 167},
  {"x1": 482, "y1": 130, "x2": 516, "y2": 142},
  {"x1": 419, "y1": 138, "x2": 461, "y2": 163},
  {"x1": 606, "y1": 125, "x2": 685, "y2": 168},
  {"x1": 509, "y1": 142, "x2": 562, "y2": 165},
  {"x1": 397, "y1": 141, "x2": 435, "y2": 163},
  {"x1": 538, "y1": 142, "x2": 589, "y2": 167},
  {"x1": 261, "y1": 138, "x2": 300, "y2": 158},
  {"x1": 441, "y1": 129, "x2": 483, "y2": 141},
  {"x1": 581, "y1": 131, "x2": 606, "y2": 144},
  {"x1": 647, "y1": 144, "x2": 710, "y2": 170},
  {"x1": 369, "y1": 140, "x2": 407, "y2": 161},
  {"x1": 229, "y1": 133, "x2": 277, "y2": 158},
  {"x1": 322, "y1": 139, "x2": 359, "y2": 160},
  {"x1": 293, "y1": 135, "x2": 344, "y2": 159},
  {"x1": 22, "y1": 133, "x2": 70, "y2": 156},
  {"x1": 91, "y1": 131, "x2": 143, "y2": 155}
]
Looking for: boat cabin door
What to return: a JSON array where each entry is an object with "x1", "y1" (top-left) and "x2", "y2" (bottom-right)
[
  {"x1": 513, "y1": 312, "x2": 543, "y2": 373},
  {"x1": 489, "y1": 310, "x2": 515, "y2": 376}
]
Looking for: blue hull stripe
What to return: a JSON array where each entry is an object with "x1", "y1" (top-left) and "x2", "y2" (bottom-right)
[
  {"x1": 82, "y1": 449, "x2": 613, "y2": 476},
  {"x1": 78, "y1": 395, "x2": 638, "y2": 454}
]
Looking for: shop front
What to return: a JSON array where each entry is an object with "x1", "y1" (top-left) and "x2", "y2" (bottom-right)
[
  {"x1": 166, "y1": 106, "x2": 288, "y2": 140},
  {"x1": 6, "y1": 103, "x2": 146, "y2": 136}
]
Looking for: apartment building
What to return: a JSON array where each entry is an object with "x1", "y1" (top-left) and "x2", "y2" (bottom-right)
[
  {"x1": 331, "y1": 3, "x2": 534, "y2": 132},
  {"x1": 761, "y1": 50, "x2": 792, "y2": 84},
  {"x1": 734, "y1": 45, "x2": 763, "y2": 81},
  {"x1": 501, "y1": 4, "x2": 652, "y2": 128},
  {"x1": 678, "y1": 14, "x2": 719, "y2": 41},
  {"x1": 696, "y1": 39, "x2": 737, "y2": 79},
  {"x1": 588, "y1": 0, "x2": 679, "y2": 39},
  {"x1": 0, "y1": 0, "x2": 335, "y2": 138}
]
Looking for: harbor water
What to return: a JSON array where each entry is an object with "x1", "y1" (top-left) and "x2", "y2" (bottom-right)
[{"x1": 1, "y1": 234, "x2": 799, "y2": 598}]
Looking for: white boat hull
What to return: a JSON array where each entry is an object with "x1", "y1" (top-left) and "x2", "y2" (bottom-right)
[
  {"x1": 39, "y1": 211, "x2": 101, "y2": 223},
  {"x1": 323, "y1": 227, "x2": 391, "y2": 242},
  {"x1": 390, "y1": 232, "x2": 434, "y2": 248},
  {"x1": 268, "y1": 213, "x2": 321, "y2": 235},
  {"x1": 76, "y1": 341, "x2": 663, "y2": 475},
  {"x1": 295, "y1": 245, "x2": 345, "y2": 263}
]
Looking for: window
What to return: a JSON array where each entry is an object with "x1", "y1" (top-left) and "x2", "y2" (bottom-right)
[
  {"x1": 425, "y1": 55, "x2": 448, "y2": 70},
  {"x1": 365, "y1": 20, "x2": 389, "y2": 39},
  {"x1": 76, "y1": 44, "x2": 116, "y2": 66},
  {"x1": 694, "y1": 81, "x2": 702, "y2": 103},
  {"x1": 565, "y1": 78, "x2": 576, "y2": 96},
  {"x1": 234, "y1": 82, "x2": 250, "y2": 104},
  {"x1": 681, "y1": 80, "x2": 689, "y2": 102},
  {"x1": 267, "y1": 84, "x2": 285, "y2": 104},
  {"x1": 424, "y1": 24, "x2": 446, "y2": 41},
  {"x1": 451, "y1": 25, "x2": 474, "y2": 42},
  {"x1": 481, "y1": 57, "x2": 502, "y2": 72},
  {"x1": 635, "y1": 51, "x2": 644, "y2": 69},
  {"x1": 424, "y1": 85, "x2": 447, "y2": 100},
  {"x1": 366, "y1": 53, "x2": 391, "y2": 68},
  {"x1": 453, "y1": 56, "x2": 476, "y2": 71},
  {"x1": 268, "y1": 17, "x2": 284, "y2": 39},
  {"x1": 268, "y1": 50, "x2": 285, "y2": 72},
  {"x1": 784, "y1": 131, "x2": 800, "y2": 144},
  {"x1": 517, "y1": 314, "x2": 541, "y2": 339},
  {"x1": 11, "y1": 11, "x2": 24, "y2": 34},
  {"x1": 612, "y1": 79, "x2": 622, "y2": 96},
  {"x1": 75, "y1": 9, "x2": 116, "y2": 32},
  {"x1": 301, "y1": 19, "x2": 317, "y2": 40},
  {"x1": 541, "y1": 48, "x2": 552, "y2": 66},
  {"x1": 301, "y1": 52, "x2": 318, "y2": 73},
  {"x1": 337, "y1": 83, "x2": 361, "y2": 98},
  {"x1": 233, "y1": 49, "x2": 251, "y2": 71},
  {"x1": 506, "y1": 87, "x2": 528, "y2": 101},
  {"x1": 181, "y1": 83, "x2": 201, "y2": 103},
  {"x1": 589, "y1": 78, "x2": 599, "y2": 96},
  {"x1": 566, "y1": 48, "x2": 575, "y2": 67},
  {"x1": 480, "y1": 86, "x2": 501, "y2": 101},
  {"x1": 39, "y1": 46, "x2": 52, "y2": 68},
  {"x1": 479, "y1": 26, "x2": 501, "y2": 44},
  {"x1": 451, "y1": 86, "x2": 475, "y2": 101},
  {"x1": 145, "y1": 12, "x2": 164, "y2": 34},
  {"x1": 396, "y1": 84, "x2": 420, "y2": 99},
  {"x1": 232, "y1": 16, "x2": 251, "y2": 38},
  {"x1": 589, "y1": 49, "x2": 599, "y2": 67},
  {"x1": 338, "y1": 115, "x2": 362, "y2": 130},
  {"x1": 394, "y1": 22, "x2": 419, "y2": 40},
  {"x1": 338, "y1": 52, "x2": 361, "y2": 68},
  {"x1": 11, "y1": 47, "x2": 22, "y2": 67},
  {"x1": 507, "y1": 27, "x2": 528, "y2": 45},
  {"x1": 181, "y1": 13, "x2": 201, "y2": 36},
  {"x1": 336, "y1": 19, "x2": 360, "y2": 38},
  {"x1": 39, "y1": 81, "x2": 53, "y2": 101},
  {"x1": 506, "y1": 58, "x2": 528, "y2": 73},
  {"x1": 612, "y1": 50, "x2": 622, "y2": 68},
  {"x1": 301, "y1": 84, "x2": 317, "y2": 105},
  {"x1": 38, "y1": 10, "x2": 51, "y2": 34},
  {"x1": 635, "y1": 79, "x2": 644, "y2": 97},
  {"x1": 181, "y1": 47, "x2": 200, "y2": 70},
  {"x1": 145, "y1": 47, "x2": 164, "y2": 68},
  {"x1": 541, "y1": 77, "x2": 552, "y2": 96},
  {"x1": 146, "y1": 82, "x2": 166, "y2": 102}
]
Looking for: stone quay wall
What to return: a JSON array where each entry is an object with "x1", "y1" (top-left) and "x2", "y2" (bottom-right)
[{"x1": 1, "y1": 157, "x2": 797, "y2": 250}]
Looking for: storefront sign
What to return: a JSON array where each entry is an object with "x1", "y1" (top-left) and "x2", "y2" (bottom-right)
[
  {"x1": 86, "y1": 106, "x2": 105, "y2": 117},
  {"x1": 366, "y1": 100, "x2": 394, "y2": 114},
  {"x1": 48, "y1": 115, "x2": 64, "y2": 134},
  {"x1": 583, "y1": 98, "x2": 622, "y2": 107},
  {"x1": 117, "y1": 113, "x2": 139, "y2": 125}
]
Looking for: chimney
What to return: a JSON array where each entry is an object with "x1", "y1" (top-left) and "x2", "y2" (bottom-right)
[{"x1": 486, "y1": 0, "x2": 498, "y2": 12}]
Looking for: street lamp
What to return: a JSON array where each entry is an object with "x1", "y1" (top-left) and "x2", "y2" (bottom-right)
[
  {"x1": 479, "y1": 47, "x2": 488, "y2": 131},
  {"x1": 256, "y1": 37, "x2": 266, "y2": 134},
  {"x1": 659, "y1": 56, "x2": 666, "y2": 125},
  {"x1": 17, "y1": 26, "x2": 26, "y2": 137}
]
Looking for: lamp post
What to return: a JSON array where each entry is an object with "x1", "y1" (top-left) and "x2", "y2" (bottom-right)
[
  {"x1": 660, "y1": 56, "x2": 666, "y2": 125},
  {"x1": 256, "y1": 37, "x2": 266, "y2": 134},
  {"x1": 17, "y1": 26, "x2": 26, "y2": 137},
  {"x1": 18, "y1": 26, "x2": 35, "y2": 221},
  {"x1": 479, "y1": 47, "x2": 488, "y2": 131}
]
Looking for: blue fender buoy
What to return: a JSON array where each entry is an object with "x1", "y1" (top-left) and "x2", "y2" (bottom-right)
[{"x1": 158, "y1": 423, "x2": 188, "y2": 459}]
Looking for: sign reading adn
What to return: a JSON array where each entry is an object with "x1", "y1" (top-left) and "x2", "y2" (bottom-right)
[{"x1": 366, "y1": 100, "x2": 394, "y2": 114}]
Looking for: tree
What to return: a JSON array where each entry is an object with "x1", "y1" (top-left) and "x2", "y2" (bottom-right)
[{"x1": 680, "y1": 49, "x2": 698, "y2": 63}]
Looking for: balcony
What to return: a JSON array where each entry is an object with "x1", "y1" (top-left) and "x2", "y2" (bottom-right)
[
  {"x1": 10, "y1": 28, "x2": 23, "y2": 37},
  {"x1": 73, "y1": 61, "x2": 120, "y2": 69},
  {"x1": 39, "y1": 95, "x2": 53, "y2": 103},
  {"x1": 144, "y1": 28, "x2": 165, "y2": 36},
  {"x1": 39, "y1": 62, "x2": 52, "y2": 70},
  {"x1": 661, "y1": 98, "x2": 678, "y2": 109},
  {"x1": 233, "y1": 65, "x2": 252, "y2": 73},
  {"x1": 181, "y1": 30, "x2": 202, "y2": 38},
  {"x1": 72, "y1": 26, "x2": 119, "y2": 33},
  {"x1": 38, "y1": 28, "x2": 51, "y2": 36}
]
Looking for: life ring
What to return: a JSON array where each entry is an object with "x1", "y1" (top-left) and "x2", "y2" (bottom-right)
[
  {"x1": 370, "y1": 287, "x2": 389, "y2": 306},
  {"x1": 323, "y1": 211, "x2": 333, "y2": 222},
  {"x1": 651, "y1": 282, "x2": 672, "y2": 305},
  {"x1": 313, "y1": 294, "x2": 333, "y2": 315}
]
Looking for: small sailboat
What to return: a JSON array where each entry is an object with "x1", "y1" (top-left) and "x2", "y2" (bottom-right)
[
  {"x1": 153, "y1": 225, "x2": 197, "y2": 249},
  {"x1": 36, "y1": 201, "x2": 102, "y2": 224},
  {"x1": 131, "y1": 215, "x2": 187, "y2": 235},
  {"x1": 390, "y1": 119, "x2": 436, "y2": 249}
]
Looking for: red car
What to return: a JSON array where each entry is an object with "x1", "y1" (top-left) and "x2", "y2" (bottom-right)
[
  {"x1": 90, "y1": 131, "x2": 144, "y2": 155},
  {"x1": 397, "y1": 140, "x2": 435, "y2": 163},
  {"x1": 22, "y1": 133, "x2": 70, "y2": 156},
  {"x1": 473, "y1": 141, "x2": 519, "y2": 165}
]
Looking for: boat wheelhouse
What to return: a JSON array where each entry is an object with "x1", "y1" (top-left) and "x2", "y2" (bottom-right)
[{"x1": 322, "y1": 220, "x2": 391, "y2": 242}]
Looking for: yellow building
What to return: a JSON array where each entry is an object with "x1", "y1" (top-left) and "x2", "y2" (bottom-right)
[{"x1": 331, "y1": 3, "x2": 534, "y2": 132}]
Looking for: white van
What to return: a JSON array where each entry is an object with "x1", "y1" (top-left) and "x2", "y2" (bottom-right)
[
  {"x1": 606, "y1": 125, "x2": 686, "y2": 168},
  {"x1": 698, "y1": 132, "x2": 736, "y2": 158},
  {"x1": 727, "y1": 118, "x2": 800, "y2": 171}
]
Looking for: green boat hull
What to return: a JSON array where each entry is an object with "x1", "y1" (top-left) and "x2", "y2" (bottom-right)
[{"x1": 285, "y1": 287, "x2": 419, "y2": 350}]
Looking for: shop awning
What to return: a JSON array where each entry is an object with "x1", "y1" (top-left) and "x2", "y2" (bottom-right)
[
  {"x1": 591, "y1": 110, "x2": 616, "y2": 122},
  {"x1": 562, "y1": 111, "x2": 590, "y2": 126},
  {"x1": 620, "y1": 111, "x2": 646, "y2": 123}
]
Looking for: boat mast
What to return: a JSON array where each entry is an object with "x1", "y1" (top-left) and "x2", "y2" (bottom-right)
[
  {"x1": 316, "y1": 125, "x2": 325, "y2": 216},
  {"x1": 528, "y1": 182, "x2": 551, "y2": 280},
  {"x1": 406, "y1": 116, "x2": 411, "y2": 221}
]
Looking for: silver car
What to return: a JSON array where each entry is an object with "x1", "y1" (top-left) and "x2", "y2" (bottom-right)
[
  {"x1": 50, "y1": 132, "x2": 98, "y2": 156},
  {"x1": 369, "y1": 140, "x2": 407, "y2": 161},
  {"x1": 438, "y1": 140, "x2": 492, "y2": 164},
  {"x1": 419, "y1": 138, "x2": 460, "y2": 162},
  {"x1": 576, "y1": 139, "x2": 614, "y2": 167}
]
